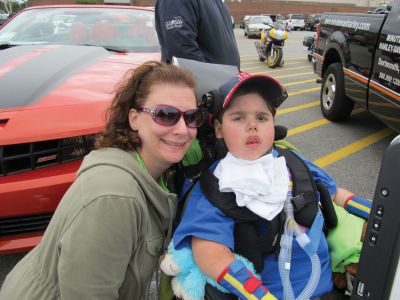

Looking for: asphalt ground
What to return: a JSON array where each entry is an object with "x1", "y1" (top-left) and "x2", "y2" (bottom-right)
[{"x1": 1, "y1": 27, "x2": 397, "y2": 298}]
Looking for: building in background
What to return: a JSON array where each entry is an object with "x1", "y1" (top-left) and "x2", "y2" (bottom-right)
[{"x1": 28, "y1": 0, "x2": 393, "y2": 25}]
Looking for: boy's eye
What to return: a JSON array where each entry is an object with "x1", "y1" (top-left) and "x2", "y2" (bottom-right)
[
  {"x1": 256, "y1": 114, "x2": 269, "y2": 121},
  {"x1": 230, "y1": 113, "x2": 243, "y2": 121}
]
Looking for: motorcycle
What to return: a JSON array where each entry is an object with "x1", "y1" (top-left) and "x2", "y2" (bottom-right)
[
  {"x1": 255, "y1": 22, "x2": 288, "y2": 68},
  {"x1": 303, "y1": 33, "x2": 316, "y2": 62}
]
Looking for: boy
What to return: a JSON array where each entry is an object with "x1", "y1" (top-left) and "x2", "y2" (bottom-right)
[{"x1": 164, "y1": 73, "x2": 371, "y2": 300}]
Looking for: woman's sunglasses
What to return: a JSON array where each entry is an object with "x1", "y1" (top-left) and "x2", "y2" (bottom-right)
[{"x1": 137, "y1": 104, "x2": 204, "y2": 128}]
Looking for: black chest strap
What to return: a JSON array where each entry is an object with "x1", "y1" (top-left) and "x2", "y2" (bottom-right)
[
  {"x1": 280, "y1": 148, "x2": 337, "y2": 230},
  {"x1": 233, "y1": 213, "x2": 286, "y2": 273},
  {"x1": 280, "y1": 148, "x2": 318, "y2": 228}
]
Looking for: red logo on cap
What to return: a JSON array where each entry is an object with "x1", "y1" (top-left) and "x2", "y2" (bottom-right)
[
  {"x1": 238, "y1": 72, "x2": 250, "y2": 80},
  {"x1": 222, "y1": 72, "x2": 252, "y2": 108}
]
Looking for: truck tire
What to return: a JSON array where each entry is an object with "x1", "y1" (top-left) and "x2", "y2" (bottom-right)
[
  {"x1": 267, "y1": 48, "x2": 283, "y2": 68},
  {"x1": 320, "y1": 62, "x2": 354, "y2": 121}
]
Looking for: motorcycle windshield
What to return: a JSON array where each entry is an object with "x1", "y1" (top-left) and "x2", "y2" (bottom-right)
[{"x1": 274, "y1": 22, "x2": 285, "y2": 30}]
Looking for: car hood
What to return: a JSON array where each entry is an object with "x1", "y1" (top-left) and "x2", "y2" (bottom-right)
[
  {"x1": 249, "y1": 23, "x2": 269, "y2": 28},
  {"x1": 0, "y1": 45, "x2": 160, "y2": 145}
]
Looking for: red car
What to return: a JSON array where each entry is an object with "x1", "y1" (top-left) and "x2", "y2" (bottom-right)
[{"x1": 0, "y1": 5, "x2": 160, "y2": 254}]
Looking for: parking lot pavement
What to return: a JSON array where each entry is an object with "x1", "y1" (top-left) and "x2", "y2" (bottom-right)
[{"x1": 0, "y1": 253, "x2": 25, "y2": 286}]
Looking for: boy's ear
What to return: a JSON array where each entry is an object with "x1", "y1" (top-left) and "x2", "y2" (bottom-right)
[
  {"x1": 214, "y1": 119, "x2": 223, "y2": 139},
  {"x1": 128, "y1": 108, "x2": 139, "y2": 131}
]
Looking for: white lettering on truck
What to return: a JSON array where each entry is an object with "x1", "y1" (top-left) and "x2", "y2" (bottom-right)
[
  {"x1": 387, "y1": 34, "x2": 400, "y2": 44},
  {"x1": 378, "y1": 58, "x2": 400, "y2": 73},
  {"x1": 324, "y1": 18, "x2": 371, "y2": 31}
]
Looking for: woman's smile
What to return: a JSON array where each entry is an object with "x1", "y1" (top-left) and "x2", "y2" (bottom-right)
[{"x1": 162, "y1": 138, "x2": 188, "y2": 149}]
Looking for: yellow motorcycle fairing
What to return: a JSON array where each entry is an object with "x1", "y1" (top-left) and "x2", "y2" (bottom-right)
[
  {"x1": 269, "y1": 28, "x2": 289, "y2": 41},
  {"x1": 261, "y1": 30, "x2": 267, "y2": 43}
]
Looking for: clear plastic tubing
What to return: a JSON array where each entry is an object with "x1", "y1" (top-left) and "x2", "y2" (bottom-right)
[{"x1": 278, "y1": 199, "x2": 321, "y2": 300}]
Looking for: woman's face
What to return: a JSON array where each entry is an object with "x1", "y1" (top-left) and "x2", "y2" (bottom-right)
[
  {"x1": 214, "y1": 92, "x2": 275, "y2": 161},
  {"x1": 129, "y1": 82, "x2": 197, "y2": 177}
]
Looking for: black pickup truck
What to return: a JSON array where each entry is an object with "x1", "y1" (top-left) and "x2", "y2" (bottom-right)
[{"x1": 313, "y1": 5, "x2": 400, "y2": 132}]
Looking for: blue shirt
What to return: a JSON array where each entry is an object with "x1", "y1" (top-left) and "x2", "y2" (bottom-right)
[{"x1": 173, "y1": 150, "x2": 337, "y2": 299}]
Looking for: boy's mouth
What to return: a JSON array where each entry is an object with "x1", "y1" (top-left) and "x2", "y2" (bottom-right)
[{"x1": 246, "y1": 136, "x2": 261, "y2": 145}]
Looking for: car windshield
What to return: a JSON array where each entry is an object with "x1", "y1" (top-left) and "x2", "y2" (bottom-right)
[
  {"x1": 0, "y1": 7, "x2": 160, "y2": 53},
  {"x1": 249, "y1": 16, "x2": 272, "y2": 25}
]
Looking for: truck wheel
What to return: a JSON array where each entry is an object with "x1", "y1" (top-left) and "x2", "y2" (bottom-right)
[
  {"x1": 320, "y1": 62, "x2": 354, "y2": 121},
  {"x1": 267, "y1": 48, "x2": 283, "y2": 68}
]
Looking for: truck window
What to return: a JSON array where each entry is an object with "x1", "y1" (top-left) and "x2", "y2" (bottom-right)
[{"x1": 292, "y1": 14, "x2": 304, "y2": 19}]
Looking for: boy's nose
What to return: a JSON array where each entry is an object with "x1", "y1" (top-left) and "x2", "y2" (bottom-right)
[
  {"x1": 247, "y1": 121, "x2": 257, "y2": 132},
  {"x1": 248, "y1": 126, "x2": 257, "y2": 132}
]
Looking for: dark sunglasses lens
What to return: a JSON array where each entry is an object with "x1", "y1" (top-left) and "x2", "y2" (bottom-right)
[
  {"x1": 184, "y1": 109, "x2": 204, "y2": 128},
  {"x1": 154, "y1": 105, "x2": 180, "y2": 126}
]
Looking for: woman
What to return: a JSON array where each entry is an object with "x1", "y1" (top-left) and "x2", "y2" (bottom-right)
[{"x1": 0, "y1": 61, "x2": 204, "y2": 300}]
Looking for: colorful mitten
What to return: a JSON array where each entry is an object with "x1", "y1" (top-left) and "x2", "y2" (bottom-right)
[
  {"x1": 344, "y1": 194, "x2": 372, "y2": 220},
  {"x1": 217, "y1": 259, "x2": 277, "y2": 300}
]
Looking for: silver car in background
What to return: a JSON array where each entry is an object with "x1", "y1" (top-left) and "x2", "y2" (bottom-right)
[
  {"x1": 283, "y1": 13, "x2": 305, "y2": 31},
  {"x1": 244, "y1": 15, "x2": 273, "y2": 38}
]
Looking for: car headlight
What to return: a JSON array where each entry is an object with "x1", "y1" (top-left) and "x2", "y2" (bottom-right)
[{"x1": 60, "y1": 135, "x2": 95, "y2": 162}]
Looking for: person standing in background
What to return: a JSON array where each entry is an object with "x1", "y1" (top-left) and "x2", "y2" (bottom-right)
[{"x1": 155, "y1": 0, "x2": 240, "y2": 69}]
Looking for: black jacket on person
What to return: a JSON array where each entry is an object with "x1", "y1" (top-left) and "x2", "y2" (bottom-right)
[{"x1": 155, "y1": 0, "x2": 240, "y2": 69}]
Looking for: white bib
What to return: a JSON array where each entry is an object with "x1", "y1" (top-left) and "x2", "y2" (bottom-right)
[{"x1": 214, "y1": 152, "x2": 289, "y2": 220}]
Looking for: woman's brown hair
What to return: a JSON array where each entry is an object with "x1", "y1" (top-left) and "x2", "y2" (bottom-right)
[{"x1": 95, "y1": 61, "x2": 196, "y2": 151}]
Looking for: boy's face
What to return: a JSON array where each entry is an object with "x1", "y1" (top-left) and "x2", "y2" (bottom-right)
[{"x1": 214, "y1": 92, "x2": 275, "y2": 161}]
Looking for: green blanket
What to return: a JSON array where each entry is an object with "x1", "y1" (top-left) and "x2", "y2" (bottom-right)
[{"x1": 327, "y1": 202, "x2": 364, "y2": 273}]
